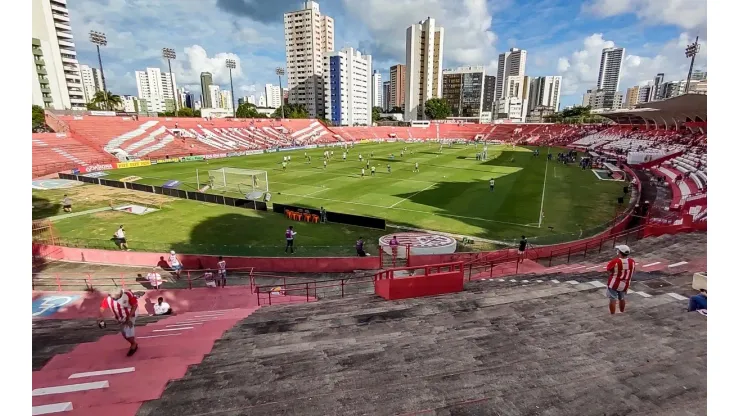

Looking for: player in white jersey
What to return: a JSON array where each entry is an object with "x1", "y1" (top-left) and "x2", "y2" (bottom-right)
[
  {"x1": 343, "y1": 152, "x2": 347, "y2": 161},
  {"x1": 324, "y1": 160, "x2": 327, "y2": 168},
  {"x1": 361, "y1": 168, "x2": 365, "y2": 177},
  {"x1": 414, "y1": 162, "x2": 419, "y2": 172}
]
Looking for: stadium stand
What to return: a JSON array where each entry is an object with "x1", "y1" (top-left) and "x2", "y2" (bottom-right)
[{"x1": 32, "y1": 133, "x2": 117, "y2": 176}]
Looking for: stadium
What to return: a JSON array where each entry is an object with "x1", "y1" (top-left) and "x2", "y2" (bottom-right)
[{"x1": 30, "y1": 2, "x2": 708, "y2": 416}]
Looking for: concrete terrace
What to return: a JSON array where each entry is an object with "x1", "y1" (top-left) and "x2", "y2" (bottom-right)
[{"x1": 137, "y1": 271, "x2": 706, "y2": 416}]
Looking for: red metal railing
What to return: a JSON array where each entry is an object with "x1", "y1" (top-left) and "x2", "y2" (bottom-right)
[{"x1": 374, "y1": 261, "x2": 464, "y2": 281}]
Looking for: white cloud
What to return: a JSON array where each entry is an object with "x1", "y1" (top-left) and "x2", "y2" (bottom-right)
[
  {"x1": 343, "y1": 0, "x2": 497, "y2": 68},
  {"x1": 557, "y1": 32, "x2": 707, "y2": 101},
  {"x1": 584, "y1": 0, "x2": 707, "y2": 33},
  {"x1": 170, "y1": 45, "x2": 244, "y2": 86}
]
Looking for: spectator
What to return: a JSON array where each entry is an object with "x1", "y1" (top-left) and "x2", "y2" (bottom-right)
[
  {"x1": 688, "y1": 289, "x2": 707, "y2": 313},
  {"x1": 153, "y1": 297, "x2": 172, "y2": 315},
  {"x1": 203, "y1": 269, "x2": 217, "y2": 288},
  {"x1": 169, "y1": 250, "x2": 182, "y2": 279},
  {"x1": 389, "y1": 235, "x2": 400, "y2": 258},
  {"x1": 62, "y1": 194, "x2": 72, "y2": 213},
  {"x1": 114, "y1": 225, "x2": 129, "y2": 251},
  {"x1": 217, "y1": 256, "x2": 227, "y2": 288},
  {"x1": 605, "y1": 245, "x2": 636, "y2": 315},
  {"x1": 356, "y1": 237, "x2": 367, "y2": 257},
  {"x1": 320, "y1": 206, "x2": 327, "y2": 223},
  {"x1": 98, "y1": 288, "x2": 139, "y2": 357},
  {"x1": 285, "y1": 226, "x2": 297, "y2": 254},
  {"x1": 518, "y1": 236, "x2": 527, "y2": 263},
  {"x1": 146, "y1": 267, "x2": 163, "y2": 289}
]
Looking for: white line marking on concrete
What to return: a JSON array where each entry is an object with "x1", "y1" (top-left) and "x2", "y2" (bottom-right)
[
  {"x1": 551, "y1": 279, "x2": 560, "y2": 283},
  {"x1": 586, "y1": 265, "x2": 604, "y2": 270},
  {"x1": 192, "y1": 314, "x2": 225, "y2": 318},
  {"x1": 643, "y1": 261, "x2": 662, "y2": 267},
  {"x1": 668, "y1": 261, "x2": 688, "y2": 268},
  {"x1": 509, "y1": 279, "x2": 517, "y2": 282},
  {"x1": 521, "y1": 280, "x2": 529, "y2": 283},
  {"x1": 567, "y1": 280, "x2": 579, "y2": 285},
  {"x1": 69, "y1": 367, "x2": 135, "y2": 379},
  {"x1": 388, "y1": 183, "x2": 437, "y2": 208},
  {"x1": 33, "y1": 381, "x2": 109, "y2": 396},
  {"x1": 634, "y1": 291, "x2": 652, "y2": 298},
  {"x1": 32, "y1": 402, "x2": 73, "y2": 415},
  {"x1": 589, "y1": 281, "x2": 606, "y2": 288},
  {"x1": 570, "y1": 265, "x2": 586, "y2": 270},
  {"x1": 536, "y1": 280, "x2": 543, "y2": 283},
  {"x1": 169, "y1": 319, "x2": 212, "y2": 324},
  {"x1": 166, "y1": 323, "x2": 203, "y2": 328},
  {"x1": 152, "y1": 327, "x2": 193, "y2": 332},
  {"x1": 667, "y1": 293, "x2": 689, "y2": 301},
  {"x1": 139, "y1": 333, "x2": 182, "y2": 339},
  {"x1": 538, "y1": 152, "x2": 550, "y2": 228}
]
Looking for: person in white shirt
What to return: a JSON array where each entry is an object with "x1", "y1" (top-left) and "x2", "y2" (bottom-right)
[
  {"x1": 169, "y1": 250, "x2": 182, "y2": 279},
  {"x1": 146, "y1": 267, "x2": 163, "y2": 289},
  {"x1": 153, "y1": 297, "x2": 172, "y2": 315},
  {"x1": 217, "y1": 256, "x2": 227, "y2": 287},
  {"x1": 114, "y1": 225, "x2": 129, "y2": 251}
]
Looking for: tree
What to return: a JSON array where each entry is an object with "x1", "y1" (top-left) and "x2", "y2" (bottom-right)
[
  {"x1": 236, "y1": 103, "x2": 262, "y2": 118},
  {"x1": 424, "y1": 98, "x2": 451, "y2": 120},
  {"x1": 389, "y1": 106, "x2": 403, "y2": 113},
  {"x1": 176, "y1": 107, "x2": 194, "y2": 117},
  {"x1": 271, "y1": 103, "x2": 309, "y2": 119},
  {"x1": 91, "y1": 90, "x2": 123, "y2": 111},
  {"x1": 32, "y1": 105, "x2": 49, "y2": 132},
  {"x1": 372, "y1": 106, "x2": 383, "y2": 122}
]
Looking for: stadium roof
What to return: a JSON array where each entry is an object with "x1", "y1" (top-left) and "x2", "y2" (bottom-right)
[{"x1": 599, "y1": 94, "x2": 707, "y2": 128}]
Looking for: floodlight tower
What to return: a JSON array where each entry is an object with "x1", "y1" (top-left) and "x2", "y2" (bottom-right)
[
  {"x1": 89, "y1": 31, "x2": 108, "y2": 108},
  {"x1": 226, "y1": 59, "x2": 236, "y2": 118},
  {"x1": 275, "y1": 67, "x2": 286, "y2": 119},
  {"x1": 684, "y1": 37, "x2": 700, "y2": 94},
  {"x1": 162, "y1": 48, "x2": 178, "y2": 113}
]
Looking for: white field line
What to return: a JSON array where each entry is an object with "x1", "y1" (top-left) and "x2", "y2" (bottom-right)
[
  {"x1": 303, "y1": 187, "x2": 331, "y2": 197},
  {"x1": 68, "y1": 367, "x2": 135, "y2": 379},
  {"x1": 668, "y1": 261, "x2": 689, "y2": 268},
  {"x1": 389, "y1": 183, "x2": 437, "y2": 208},
  {"x1": 538, "y1": 149, "x2": 550, "y2": 227},
  {"x1": 642, "y1": 261, "x2": 662, "y2": 268}
]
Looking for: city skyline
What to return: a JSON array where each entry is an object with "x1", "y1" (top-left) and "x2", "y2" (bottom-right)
[{"x1": 55, "y1": 0, "x2": 705, "y2": 110}]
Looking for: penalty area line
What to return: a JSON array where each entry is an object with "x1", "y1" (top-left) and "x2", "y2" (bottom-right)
[{"x1": 388, "y1": 183, "x2": 437, "y2": 208}]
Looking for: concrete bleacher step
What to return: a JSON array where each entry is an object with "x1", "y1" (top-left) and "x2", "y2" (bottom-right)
[
  {"x1": 104, "y1": 120, "x2": 159, "y2": 153},
  {"x1": 136, "y1": 279, "x2": 703, "y2": 416}
]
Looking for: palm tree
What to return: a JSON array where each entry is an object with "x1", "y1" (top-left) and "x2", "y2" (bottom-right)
[{"x1": 92, "y1": 90, "x2": 123, "y2": 111}]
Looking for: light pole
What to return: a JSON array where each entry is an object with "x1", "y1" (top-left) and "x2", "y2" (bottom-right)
[
  {"x1": 684, "y1": 36, "x2": 700, "y2": 94},
  {"x1": 275, "y1": 67, "x2": 285, "y2": 119},
  {"x1": 162, "y1": 48, "x2": 178, "y2": 115},
  {"x1": 89, "y1": 31, "x2": 108, "y2": 109},
  {"x1": 226, "y1": 59, "x2": 236, "y2": 118}
]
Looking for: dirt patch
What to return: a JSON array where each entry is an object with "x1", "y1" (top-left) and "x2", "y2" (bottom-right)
[{"x1": 52, "y1": 184, "x2": 174, "y2": 207}]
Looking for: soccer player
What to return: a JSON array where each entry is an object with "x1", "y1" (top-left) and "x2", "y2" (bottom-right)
[
  {"x1": 517, "y1": 236, "x2": 527, "y2": 263},
  {"x1": 387, "y1": 164, "x2": 391, "y2": 173},
  {"x1": 356, "y1": 237, "x2": 367, "y2": 257},
  {"x1": 343, "y1": 152, "x2": 347, "y2": 161},
  {"x1": 288, "y1": 155, "x2": 291, "y2": 161},
  {"x1": 489, "y1": 178, "x2": 495, "y2": 192},
  {"x1": 217, "y1": 256, "x2": 227, "y2": 287},
  {"x1": 371, "y1": 166, "x2": 376, "y2": 176},
  {"x1": 285, "y1": 226, "x2": 297, "y2": 254},
  {"x1": 324, "y1": 160, "x2": 327, "y2": 169},
  {"x1": 370, "y1": 151, "x2": 374, "y2": 158},
  {"x1": 304, "y1": 151, "x2": 307, "y2": 159},
  {"x1": 98, "y1": 288, "x2": 139, "y2": 356},
  {"x1": 414, "y1": 162, "x2": 419, "y2": 172},
  {"x1": 115, "y1": 225, "x2": 129, "y2": 251},
  {"x1": 359, "y1": 154, "x2": 363, "y2": 162},
  {"x1": 283, "y1": 155, "x2": 287, "y2": 163},
  {"x1": 605, "y1": 245, "x2": 635, "y2": 315},
  {"x1": 282, "y1": 161, "x2": 287, "y2": 171},
  {"x1": 361, "y1": 168, "x2": 365, "y2": 177},
  {"x1": 308, "y1": 155, "x2": 311, "y2": 164},
  {"x1": 366, "y1": 160, "x2": 370, "y2": 169},
  {"x1": 331, "y1": 150, "x2": 334, "y2": 158}
]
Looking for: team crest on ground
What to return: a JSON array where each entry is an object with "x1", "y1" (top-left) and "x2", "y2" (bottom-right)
[{"x1": 379, "y1": 232, "x2": 457, "y2": 257}]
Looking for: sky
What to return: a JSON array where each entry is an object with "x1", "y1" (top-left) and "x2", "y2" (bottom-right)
[{"x1": 66, "y1": 0, "x2": 707, "y2": 108}]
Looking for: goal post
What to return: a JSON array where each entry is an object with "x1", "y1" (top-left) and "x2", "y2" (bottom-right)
[{"x1": 203, "y1": 167, "x2": 269, "y2": 196}]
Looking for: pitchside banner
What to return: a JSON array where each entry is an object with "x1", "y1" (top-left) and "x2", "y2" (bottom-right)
[
  {"x1": 77, "y1": 163, "x2": 117, "y2": 173},
  {"x1": 151, "y1": 158, "x2": 179, "y2": 165},
  {"x1": 117, "y1": 160, "x2": 151, "y2": 169}
]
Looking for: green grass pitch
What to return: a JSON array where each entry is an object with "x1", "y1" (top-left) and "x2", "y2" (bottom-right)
[{"x1": 34, "y1": 142, "x2": 626, "y2": 255}]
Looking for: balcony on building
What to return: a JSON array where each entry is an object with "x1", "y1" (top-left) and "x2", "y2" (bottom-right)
[
  {"x1": 36, "y1": 67, "x2": 47, "y2": 75},
  {"x1": 54, "y1": 22, "x2": 72, "y2": 31}
]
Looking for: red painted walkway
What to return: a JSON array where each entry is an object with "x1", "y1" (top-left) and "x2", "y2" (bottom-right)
[{"x1": 32, "y1": 307, "x2": 257, "y2": 415}]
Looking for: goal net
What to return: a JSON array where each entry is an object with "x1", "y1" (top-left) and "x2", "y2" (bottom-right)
[{"x1": 206, "y1": 168, "x2": 269, "y2": 198}]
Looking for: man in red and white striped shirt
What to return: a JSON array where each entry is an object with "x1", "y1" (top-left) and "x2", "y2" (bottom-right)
[
  {"x1": 98, "y1": 288, "x2": 139, "y2": 356},
  {"x1": 605, "y1": 245, "x2": 636, "y2": 315}
]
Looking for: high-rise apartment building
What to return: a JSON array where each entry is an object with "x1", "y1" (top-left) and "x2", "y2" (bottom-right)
[
  {"x1": 284, "y1": 1, "x2": 334, "y2": 118},
  {"x1": 372, "y1": 70, "x2": 382, "y2": 108},
  {"x1": 691, "y1": 70, "x2": 707, "y2": 81},
  {"x1": 32, "y1": 0, "x2": 86, "y2": 110},
  {"x1": 135, "y1": 67, "x2": 177, "y2": 113},
  {"x1": 624, "y1": 86, "x2": 640, "y2": 109},
  {"x1": 405, "y1": 17, "x2": 444, "y2": 121},
  {"x1": 218, "y1": 89, "x2": 233, "y2": 110},
  {"x1": 442, "y1": 66, "x2": 485, "y2": 120},
  {"x1": 495, "y1": 48, "x2": 527, "y2": 101},
  {"x1": 527, "y1": 76, "x2": 561, "y2": 114},
  {"x1": 389, "y1": 64, "x2": 406, "y2": 111},
  {"x1": 595, "y1": 47, "x2": 624, "y2": 109},
  {"x1": 324, "y1": 47, "x2": 372, "y2": 126},
  {"x1": 482, "y1": 75, "x2": 496, "y2": 114},
  {"x1": 258, "y1": 95, "x2": 266, "y2": 107},
  {"x1": 637, "y1": 85, "x2": 652, "y2": 104},
  {"x1": 265, "y1": 84, "x2": 282, "y2": 108},
  {"x1": 208, "y1": 85, "x2": 221, "y2": 110},
  {"x1": 79, "y1": 64, "x2": 103, "y2": 104},
  {"x1": 382, "y1": 81, "x2": 391, "y2": 111},
  {"x1": 200, "y1": 72, "x2": 213, "y2": 108}
]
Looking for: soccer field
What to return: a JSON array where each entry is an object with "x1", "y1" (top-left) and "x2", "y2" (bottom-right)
[{"x1": 94, "y1": 142, "x2": 625, "y2": 243}]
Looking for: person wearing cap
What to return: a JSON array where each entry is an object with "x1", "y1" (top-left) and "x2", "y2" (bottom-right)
[
  {"x1": 98, "y1": 288, "x2": 139, "y2": 356},
  {"x1": 605, "y1": 245, "x2": 636, "y2": 315},
  {"x1": 168, "y1": 250, "x2": 182, "y2": 279}
]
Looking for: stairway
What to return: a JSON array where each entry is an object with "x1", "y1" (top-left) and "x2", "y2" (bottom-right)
[{"x1": 32, "y1": 308, "x2": 258, "y2": 415}]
